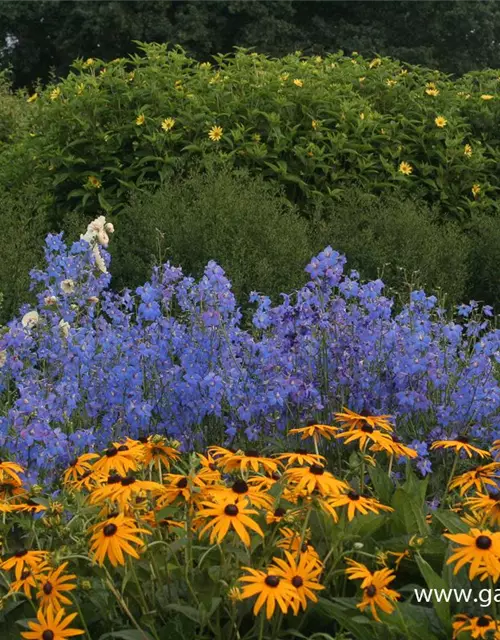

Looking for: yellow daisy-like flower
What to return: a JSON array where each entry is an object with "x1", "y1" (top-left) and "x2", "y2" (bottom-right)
[
  {"x1": 21, "y1": 607, "x2": 84, "y2": 640},
  {"x1": 92, "y1": 442, "x2": 142, "y2": 476},
  {"x1": 89, "y1": 474, "x2": 162, "y2": 510},
  {"x1": 207, "y1": 478, "x2": 273, "y2": 510},
  {"x1": 293, "y1": 79, "x2": 304, "y2": 87},
  {"x1": 1, "y1": 550, "x2": 49, "y2": 581},
  {"x1": 335, "y1": 408, "x2": 393, "y2": 432},
  {"x1": 369, "y1": 58, "x2": 382, "y2": 69},
  {"x1": 449, "y1": 463, "x2": 500, "y2": 496},
  {"x1": 62, "y1": 453, "x2": 99, "y2": 485},
  {"x1": 472, "y1": 183, "x2": 481, "y2": 198},
  {"x1": 50, "y1": 87, "x2": 61, "y2": 101},
  {"x1": 345, "y1": 560, "x2": 400, "y2": 622},
  {"x1": 270, "y1": 549, "x2": 325, "y2": 614},
  {"x1": 239, "y1": 567, "x2": 295, "y2": 619},
  {"x1": 311, "y1": 120, "x2": 319, "y2": 130},
  {"x1": 430, "y1": 437, "x2": 490, "y2": 459},
  {"x1": 481, "y1": 94, "x2": 494, "y2": 100},
  {"x1": 455, "y1": 614, "x2": 497, "y2": 638},
  {"x1": 219, "y1": 449, "x2": 281, "y2": 475},
  {"x1": 0, "y1": 460, "x2": 25, "y2": 486},
  {"x1": 425, "y1": 88, "x2": 439, "y2": 96},
  {"x1": 142, "y1": 437, "x2": 180, "y2": 471},
  {"x1": 444, "y1": 528, "x2": 500, "y2": 580},
  {"x1": 275, "y1": 450, "x2": 325, "y2": 467},
  {"x1": 89, "y1": 513, "x2": 151, "y2": 567},
  {"x1": 135, "y1": 114, "x2": 145, "y2": 126},
  {"x1": 288, "y1": 423, "x2": 339, "y2": 441},
  {"x1": 208, "y1": 125, "x2": 223, "y2": 142},
  {"x1": 276, "y1": 528, "x2": 322, "y2": 567},
  {"x1": 398, "y1": 161, "x2": 413, "y2": 175},
  {"x1": 285, "y1": 464, "x2": 348, "y2": 497},
  {"x1": 464, "y1": 143, "x2": 473, "y2": 157},
  {"x1": 322, "y1": 490, "x2": 393, "y2": 521},
  {"x1": 82, "y1": 58, "x2": 95, "y2": 68},
  {"x1": 27, "y1": 93, "x2": 38, "y2": 103},
  {"x1": 435, "y1": 115, "x2": 447, "y2": 128},
  {"x1": 37, "y1": 562, "x2": 77, "y2": 614},
  {"x1": 161, "y1": 118, "x2": 175, "y2": 132},
  {"x1": 86, "y1": 176, "x2": 101, "y2": 189},
  {"x1": 370, "y1": 435, "x2": 418, "y2": 459},
  {"x1": 9, "y1": 562, "x2": 50, "y2": 599},
  {"x1": 196, "y1": 501, "x2": 264, "y2": 547},
  {"x1": 465, "y1": 492, "x2": 500, "y2": 527}
]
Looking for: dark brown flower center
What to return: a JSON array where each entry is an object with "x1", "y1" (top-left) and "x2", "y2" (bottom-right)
[
  {"x1": 476, "y1": 535, "x2": 492, "y2": 550},
  {"x1": 151, "y1": 447, "x2": 164, "y2": 456},
  {"x1": 69, "y1": 458, "x2": 78, "y2": 467},
  {"x1": 291, "y1": 575, "x2": 303, "y2": 588},
  {"x1": 138, "y1": 437, "x2": 149, "y2": 444},
  {"x1": 209, "y1": 463, "x2": 217, "y2": 471},
  {"x1": 80, "y1": 470, "x2": 92, "y2": 479},
  {"x1": 309, "y1": 464, "x2": 325, "y2": 475},
  {"x1": 295, "y1": 448, "x2": 308, "y2": 455},
  {"x1": 107, "y1": 474, "x2": 122, "y2": 484},
  {"x1": 42, "y1": 632, "x2": 54, "y2": 640},
  {"x1": 456, "y1": 436, "x2": 469, "y2": 444},
  {"x1": 176, "y1": 477, "x2": 188, "y2": 488},
  {"x1": 365, "y1": 585, "x2": 377, "y2": 597},
  {"x1": 361, "y1": 425, "x2": 374, "y2": 433},
  {"x1": 224, "y1": 504, "x2": 239, "y2": 516},
  {"x1": 232, "y1": 479, "x2": 248, "y2": 494},
  {"x1": 105, "y1": 447, "x2": 118, "y2": 457},
  {"x1": 14, "y1": 550, "x2": 27, "y2": 558},
  {"x1": 274, "y1": 507, "x2": 286, "y2": 517},
  {"x1": 347, "y1": 491, "x2": 360, "y2": 501},
  {"x1": 245, "y1": 450, "x2": 260, "y2": 458},
  {"x1": 271, "y1": 471, "x2": 281, "y2": 480},
  {"x1": 103, "y1": 523, "x2": 118, "y2": 537},
  {"x1": 20, "y1": 569, "x2": 31, "y2": 580},
  {"x1": 117, "y1": 445, "x2": 129, "y2": 452},
  {"x1": 42, "y1": 581, "x2": 53, "y2": 595},
  {"x1": 264, "y1": 575, "x2": 280, "y2": 587},
  {"x1": 477, "y1": 616, "x2": 491, "y2": 627},
  {"x1": 121, "y1": 476, "x2": 136, "y2": 486},
  {"x1": 306, "y1": 420, "x2": 316, "y2": 426}
]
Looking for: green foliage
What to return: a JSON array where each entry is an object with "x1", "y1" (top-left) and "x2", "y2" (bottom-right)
[
  {"x1": 4, "y1": 43, "x2": 500, "y2": 225},
  {"x1": 313, "y1": 189, "x2": 470, "y2": 305},
  {"x1": 2, "y1": 1, "x2": 500, "y2": 87},
  {"x1": 111, "y1": 167, "x2": 312, "y2": 304}
]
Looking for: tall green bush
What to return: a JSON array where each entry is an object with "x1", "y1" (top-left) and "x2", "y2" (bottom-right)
[{"x1": 111, "y1": 167, "x2": 313, "y2": 304}]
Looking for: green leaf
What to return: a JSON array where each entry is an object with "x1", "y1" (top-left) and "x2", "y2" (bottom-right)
[
  {"x1": 98, "y1": 631, "x2": 155, "y2": 640},
  {"x1": 415, "y1": 553, "x2": 451, "y2": 632},
  {"x1": 391, "y1": 488, "x2": 428, "y2": 536},
  {"x1": 433, "y1": 510, "x2": 469, "y2": 534},
  {"x1": 367, "y1": 464, "x2": 394, "y2": 504},
  {"x1": 163, "y1": 604, "x2": 201, "y2": 624}
]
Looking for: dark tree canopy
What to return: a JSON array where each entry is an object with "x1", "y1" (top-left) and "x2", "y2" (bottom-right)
[{"x1": 1, "y1": 0, "x2": 500, "y2": 88}]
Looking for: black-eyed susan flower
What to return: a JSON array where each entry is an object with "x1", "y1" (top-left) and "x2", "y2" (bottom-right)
[
  {"x1": 334, "y1": 408, "x2": 394, "y2": 432},
  {"x1": 345, "y1": 560, "x2": 400, "y2": 622},
  {"x1": 207, "y1": 478, "x2": 273, "y2": 510},
  {"x1": 431, "y1": 437, "x2": 490, "y2": 459},
  {"x1": 270, "y1": 550, "x2": 324, "y2": 614},
  {"x1": 322, "y1": 490, "x2": 393, "y2": 521},
  {"x1": 21, "y1": 607, "x2": 83, "y2": 640},
  {"x1": 455, "y1": 615, "x2": 497, "y2": 638},
  {"x1": 445, "y1": 529, "x2": 500, "y2": 580},
  {"x1": 89, "y1": 514, "x2": 150, "y2": 567},
  {"x1": 239, "y1": 568, "x2": 295, "y2": 619},
  {"x1": 276, "y1": 528, "x2": 322, "y2": 567},
  {"x1": 370, "y1": 435, "x2": 418, "y2": 459},
  {"x1": 265, "y1": 506, "x2": 293, "y2": 525},
  {"x1": 220, "y1": 450, "x2": 281, "y2": 475},
  {"x1": 285, "y1": 464, "x2": 348, "y2": 496},
  {"x1": 288, "y1": 423, "x2": 339, "y2": 442},
  {"x1": 452, "y1": 614, "x2": 471, "y2": 637},
  {"x1": 275, "y1": 450, "x2": 326, "y2": 467},
  {"x1": 196, "y1": 501, "x2": 264, "y2": 547},
  {"x1": 449, "y1": 463, "x2": 500, "y2": 496},
  {"x1": 9, "y1": 562, "x2": 49, "y2": 599},
  {"x1": 208, "y1": 125, "x2": 223, "y2": 142},
  {"x1": 335, "y1": 424, "x2": 394, "y2": 452},
  {"x1": 36, "y1": 562, "x2": 77, "y2": 614},
  {"x1": 435, "y1": 115, "x2": 447, "y2": 128},
  {"x1": 161, "y1": 117, "x2": 175, "y2": 132},
  {"x1": 143, "y1": 438, "x2": 180, "y2": 471},
  {"x1": 92, "y1": 443, "x2": 141, "y2": 476},
  {"x1": 1, "y1": 550, "x2": 49, "y2": 580},
  {"x1": 0, "y1": 459, "x2": 24, "y2": 485},
  {"x1": 62, "y1": 453, "x2": 99, "y2": 485},
  {"x1": 70, "y1": 469, "x2": 104, "y2": 492},
  {"x1": 465, "y1": 492, "x2": 500, "y2": 527},
  {"x1": 89, "y1": 475, "x2": 162, "y2": 510}
]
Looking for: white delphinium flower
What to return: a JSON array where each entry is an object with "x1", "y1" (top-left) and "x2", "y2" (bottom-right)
[
  {"x1": 44, "y1": 296, "x2": 58, "y2": 306},
  {"x1": 60, "y1": 279, "x2": 75, "y2": 294},
  {"x1": 59, "y1": 319, "x2": 70, "y2": 338},
  {"x1": 0, "y1": 351, "x2": 7, "y2": 367},
  {"x1": 22, "y1": 310, "x2": 39, "y2": 328}
]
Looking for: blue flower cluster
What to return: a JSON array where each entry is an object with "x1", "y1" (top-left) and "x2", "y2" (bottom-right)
[{"x1": 0, "y1": 233, "x2": 499, "y2": 482}]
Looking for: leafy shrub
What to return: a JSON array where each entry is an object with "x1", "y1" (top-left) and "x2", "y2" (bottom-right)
[
  {"x1": 111, "y1": 167, "x2": 312, "y2": 304},
  {"x1": 466, "y1": 213, "x2": 500, "y2": 305},
  {"x1": 312, "y1": 188, "x2": 470, "y2": 305},
  {"x1": 3, "y1": 43, "x2": 499, "y2": 224}
]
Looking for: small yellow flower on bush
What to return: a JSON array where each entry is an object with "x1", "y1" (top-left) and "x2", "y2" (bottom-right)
[
  {"x1": 27, "y1": 93, "x2": 38, "y2": 103},
  {"x1": 399, "y1": 161, "x2": 413, "y2": 175},
  {"x1": 311, "y1": 120, "x2": 319, "y2": 130},
  {"x1": 83, "y1": 58, "x2": 95, "y2": 68},
  {"x1": 472, "y1": 183, "x2": 481, "y2": 198},
  {"x1": 369, "y1": 58, "x2": 382, "y2": 69},
  {"x1": 293, "y1": 79, "x2": 304, "y2": 87},
  {"x1": 481, "y1": 94, "x2": 494, "y2": 100},
  {"x1": 136, "y1": 114, "x2": 145, "y2": 126},
  {"x1": 208, "y1": 125, "x2": 223, "y2": 142},
  {"x1": 464, "y1": 144, "x2": 473, "y2": 157},
  {"x1": 50, "y1": 87, "x2": 61, "y2": 101},
  {"x1": 435, "y1": 116, "x2": 447, "y2": 128},
  {"x1": 87, "y1": 176, "x2": 101, "y2": 189},
  {"x1": 161, "y1": 118, "x2": 175, "y2": 132}
]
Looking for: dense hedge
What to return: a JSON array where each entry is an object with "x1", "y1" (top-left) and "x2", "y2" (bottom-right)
[{"x1": 4, "y1": 43, "x2": 500, "y2": 222}]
